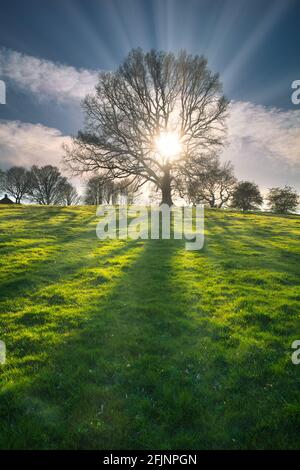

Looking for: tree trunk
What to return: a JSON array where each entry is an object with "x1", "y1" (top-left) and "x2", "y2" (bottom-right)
[{"x1": 160, "y1": 167, "x2": 173, "y2": 206}]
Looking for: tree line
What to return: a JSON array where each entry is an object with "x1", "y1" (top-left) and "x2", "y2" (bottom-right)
[
  {"x1": 0, "y1": 165, "x2": 79, "y2": 205},
  {"x1": 178, "y1": 155, "x2": 299, "y2": 213},
  {"x1": 0, "y1": 163, "x2": 298, "y2": 214},
  {"x1": 0, "y1": 165, "x2": 138, "y2": 207}
]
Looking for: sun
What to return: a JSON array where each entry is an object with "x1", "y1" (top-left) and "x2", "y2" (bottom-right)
[{"x1": 155, "y1": 131, "x2": 181, "y2": 160}]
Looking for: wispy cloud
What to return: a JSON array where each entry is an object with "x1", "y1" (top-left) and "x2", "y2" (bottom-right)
[
  {"x1": 0, "y1": 119, "x2": 86, "y2": 193},
  {"x1": 0, "y1": 48, "x2": 98, "y2": 102},
  {"x1": 222, "y1": 101, "x2": 300, "y2": 191}
]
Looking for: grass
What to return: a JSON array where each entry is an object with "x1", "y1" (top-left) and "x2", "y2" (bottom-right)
[{"x1": 0, "y1": 204, "x2": 299, "y2": 449}]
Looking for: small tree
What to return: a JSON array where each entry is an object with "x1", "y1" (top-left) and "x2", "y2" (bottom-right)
[
  {"x1": 267, "y1": 186, "x2": 299, "y2": 214},
  {"x1": 28, "y1": 165, "x2": 68, "y2": 205},
  {"x1": 84, "y1": 174, "x2": 138, "y2": 205},
  {"x1": 62, "y1": 182, "x2": 80, "y2": 206},
  {"x1": 231, "y1": 181, "x2": 263, "y2": 211},
  {"x1": 181, "y1": 155, "x2": 236, "y2": 208},
  {"x1": 2, "y1": 166, "x2": 31, "y2": 203},
  {"x1": 114, "y1": 178, "x2": 140, "y2": 204},
  {"x1": 84, "y1": 175, "x2": 116, "y2": 205}
]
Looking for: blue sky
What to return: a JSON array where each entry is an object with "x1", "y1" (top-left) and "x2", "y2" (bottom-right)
[{"x1": 0, "y1": 0, "x2": 299, "y2": 194}]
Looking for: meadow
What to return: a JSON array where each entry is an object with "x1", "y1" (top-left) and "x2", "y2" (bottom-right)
[{"x1": 0, "y1": 205, "x2": 299, "y2": 449}]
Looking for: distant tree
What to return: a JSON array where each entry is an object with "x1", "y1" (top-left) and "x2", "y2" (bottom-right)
[
  {"x1": 114, "y1": 178, "x2": 140, "y2": 204},
  {"x1": 148, "y1": 184, "x2": 161, "y2": 204},
  {"x1": 61, "y1": 182, "x2": 80, "y2": 206},
  {"x1": 231, "y1": 181, "x2": 263, "y2": 211},
  {"x1": 267, "y1": 186, "x2": 299, "y2": 214},
  {"x1": 84, "y1": 174, "x2": 138, "y2": 205},
  {"x1": 180, "y1": 155, "x2": 236, "y2": 208},
  {"x1": 64, "y1": 48, "x2": 228, "y2": 205},
  {"x1": 2, "y1": 166, "x2": 31, "y2": 203},
  {"x1": 28, "y1": 165, "x2": 68, "y2": 205},
  {"x1": 84, "y1": 175, "x2": 115, "y2": 205}
]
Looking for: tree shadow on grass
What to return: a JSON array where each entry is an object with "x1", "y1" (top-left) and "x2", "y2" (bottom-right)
[
  {"x1": 204, "y1": 212, "x2": 300, "y2": 277},
  {"x1": 0, "y1": 236, "x2": 145, "y2": 448},
  {"x1": 0, "y1": 210, "x2": 99, "y2": 302},
  {"x1": 0, "y1": 237, "x2": 216, "y2": 449},
  {"x1": 1, "y1": 223, "x2": 299, "y2": 449}
]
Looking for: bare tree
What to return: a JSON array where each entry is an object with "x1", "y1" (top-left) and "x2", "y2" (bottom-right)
[
  {"x1": 115, "y1": 178, "x2": 140, "y2": 204},
  {"x1": 62, "y1": 182, "x2": 80, "y2": 206},
  {"x1": 181, "y1": 155, "x2": 236, "y2": 208},
  {"x1": 84, "y1": 174, "x2": 116, "y2": 205},
  {"x1": 28, "y1": 165, "x2": 68, "y2": 205},
  {"x1": 84, "y1": 174, "x2": 138, "y2": 205},
  {"x1": 64, "y1": 49, "x2": 228, "y2": 205},
  {"x1": 2, "y1": 166, "x2": 31, "y2": 203}
]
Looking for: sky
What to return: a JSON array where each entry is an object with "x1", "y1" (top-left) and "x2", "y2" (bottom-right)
[{"x1": 0, "y1": 0, "x2": 300, "y2": 196}]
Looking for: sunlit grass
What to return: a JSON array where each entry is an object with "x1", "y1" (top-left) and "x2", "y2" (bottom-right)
[{"x1": 0, "y1": 205, "x2": 299, "y2": 449}]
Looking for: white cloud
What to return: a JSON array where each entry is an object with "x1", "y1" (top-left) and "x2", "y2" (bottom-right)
[
  {"x1": 222, "y1": 101, "x2": 300, "y2": 191},
  {"x1": 0, "y1": 120, "x2": 69, "y2": 168},
  {"x1": 0, "y1": 120, "x2": 86, "y2": 194},
  {"x1": 0, "y1": 48, "x2": 98, "y2": 102}
]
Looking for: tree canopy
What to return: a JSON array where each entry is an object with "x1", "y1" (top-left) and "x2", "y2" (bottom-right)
[
  {"x1": 65, "y1": 48, "x2": 228, "y2": 204},
  {"x1": 267, "y1": 186, "x2": 299, "y2": 214},
  {"x1": 231, "y1": 181, "x2": 263, "y2": 211}
]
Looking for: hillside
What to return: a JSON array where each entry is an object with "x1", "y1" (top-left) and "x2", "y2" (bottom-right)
[{"x1": 0, "y1": 205, "x2": 299, "y2": 449}]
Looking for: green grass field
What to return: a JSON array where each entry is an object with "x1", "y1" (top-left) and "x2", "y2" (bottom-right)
[{"x1": 0, "y1": 205, "x2": 299, "y2": 449}]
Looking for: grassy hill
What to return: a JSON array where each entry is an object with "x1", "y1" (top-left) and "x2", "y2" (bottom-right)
[{"x1": 0, "y1": 205, "x2": 299, "y2": 449}]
